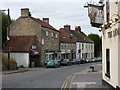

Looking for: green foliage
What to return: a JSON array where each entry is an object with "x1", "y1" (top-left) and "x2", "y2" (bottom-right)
[
  {"x1": 0, "y1": 11, "x2": 11, "y2": 47},
  {"x1": 88, "y1": 33, "x2": 102, "y2": 57}
]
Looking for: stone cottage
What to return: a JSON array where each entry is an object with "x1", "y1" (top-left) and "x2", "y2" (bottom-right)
[{"x1": 10, "y1": 8, "x2": 60, "y2": 66}]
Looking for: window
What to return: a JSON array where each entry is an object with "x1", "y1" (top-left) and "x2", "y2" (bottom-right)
[
  {"x1": 79, "y1": 44, "x2": 81, "y2": 49},
  {"x1": 51, "y1": 32, "x2": 54, "y2": 37},
  {"x1": 42, "y1": 39, "x2": 44, "y2": 45},
  {"x1": 105, "y1": 49, "x2": 110, "y2": 78},
  {"x1": 55, "y1": 34, "x2": 58, "y2": 38},
  {"x1": 46, "y1": 31, "x2": 48, "y2": 36},
  {"x1": 61, "y1": 43, "x2": 63, "y2": 48},
  {"x1": 66, "y1": 43, "x2": 68, "y2": 48},
  {"x1": 32, "y1": 45, "x2": 37, "y2": 49},
  {"x1": 108, "y1": 31, "x2": 112, "y2": 38},
  {"x1": 78, "y1": 49, "x2": 81, "y2": 53},
  {"x1": 82, "y1": 43, "x2": 84, "y2": 50},
  {"x1": 91, "y1": 44, "x2": 92, "y2": 50}
]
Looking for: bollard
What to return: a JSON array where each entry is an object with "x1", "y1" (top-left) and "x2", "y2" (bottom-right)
[{"x1": 89, "y1": 65, "x2": 95, "y2": 72}]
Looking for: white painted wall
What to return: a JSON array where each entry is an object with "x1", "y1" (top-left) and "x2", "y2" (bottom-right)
[
  {"x1": 118, "y1": 35, "x2": 120, "y2": 87},
  {"x1": 102, "y1": 0, "x2": 120, "y2": 88},
  {"x1": 76, "y1": 42, "x2": 94, "y2": 59},
  {"x1": 10, "y1": 53, "x2": 29, "y2": 68}
]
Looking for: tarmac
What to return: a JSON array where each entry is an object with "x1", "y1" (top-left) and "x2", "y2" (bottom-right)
[{"x1": 2, "y1": 63, "x2": 113, "y2": 90}]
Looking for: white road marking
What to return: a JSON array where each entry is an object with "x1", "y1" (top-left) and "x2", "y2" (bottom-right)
[{"x1": 72, "y1": 82, "x2": 96, "y2": 88}]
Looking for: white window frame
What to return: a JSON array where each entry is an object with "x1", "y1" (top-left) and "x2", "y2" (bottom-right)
[
  {"x1": 46, "y1": 31, "x2": 48, "y2": 36},
  {"x1": 42, "y1": 39, "x2": 44, "y2": 45},
  {"x1": 55, "y1": 33, "x2": 58, "y2": 38},
  {"x1": 51, "y1": 32, "x2": 54, "y2": 37}
]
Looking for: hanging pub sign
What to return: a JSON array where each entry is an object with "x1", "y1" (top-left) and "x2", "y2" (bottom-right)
[{"x1": 88, "y1": 4, "x2": 104, "y2": 28}]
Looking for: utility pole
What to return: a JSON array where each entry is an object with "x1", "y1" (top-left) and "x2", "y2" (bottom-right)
[
  {"x1": 6, "y1": 8, "x2": 10, "y2": 70},
  {"x1": 7, "y1": 8, "x2": 10, "y2": 40}
]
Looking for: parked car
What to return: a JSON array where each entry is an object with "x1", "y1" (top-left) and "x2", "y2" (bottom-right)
[
  {"x1": 76, "y1": 58, "x2": 81, "y2": 64},
  {"x1": 46, "y1": 60, "x2": 60, "y2": 68},
  {"x1": 80, "y1": 58, "x2": 86, "y2": 64},
  {"x1": 71, "y1": 58, "x2": 78, "y2": 64},
  {"x1": 91, "y1": 58, "x2": 97, "y2": 62},
  {"x1": 96, "y1": 57, "x2": 102, "y2": 62},
  {"x1": 86, "y1": 58, "x2": 92, "y2": 63},
  {"x1": 60, "y1": 59, "x2": 72, "y2": 66}
]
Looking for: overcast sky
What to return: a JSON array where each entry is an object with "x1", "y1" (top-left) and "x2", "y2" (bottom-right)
[{"x1": 0, "y1": 0, "x2": 101, "y2": 36}]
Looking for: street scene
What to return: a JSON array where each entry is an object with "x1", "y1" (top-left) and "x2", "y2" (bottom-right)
[
  {"x1": 1, "y1": 0, "x2": 120, "y2": 90},
  {"x1": 3, "y1": 62, "x2": 106, "y2": 89}
]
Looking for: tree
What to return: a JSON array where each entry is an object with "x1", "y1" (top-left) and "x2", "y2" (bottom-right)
[
  {"x1": 0, "y1": 11, "x2": 11, "y2": 48},
  {"x1": 88, "y1": 33, "x2": 102, "y2": 57}
]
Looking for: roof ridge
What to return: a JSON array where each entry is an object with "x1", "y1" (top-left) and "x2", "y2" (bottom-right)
[{"x1": 31, "y1": 17, "x2": 58, "y2": 32}]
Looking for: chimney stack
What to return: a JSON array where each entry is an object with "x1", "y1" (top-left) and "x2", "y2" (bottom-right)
[
  {"x1": 43, "y1": 18, "x2": 49, "y2": 24},
  {"x1": 75, "y1": 26, "x2": 81, "y2": 32},
  {"x1": 64, "y1": 25, "x2": 71, "y2": 31},
  {"x1": 21, "y1": 8, "x2": 31, "y2": 17}
]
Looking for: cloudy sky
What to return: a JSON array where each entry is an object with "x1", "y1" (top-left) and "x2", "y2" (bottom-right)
[{"x1": 0, "y1": 0, "x2": 101, "y2": 36}]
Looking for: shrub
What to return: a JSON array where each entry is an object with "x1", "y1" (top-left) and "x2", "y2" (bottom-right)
[
  {"x1": 9, "y1": 57, "x2": 17, "y2": 70},
  {"x1": 2, "y1": 54, "x2": 17, "y2": 70},
  {"x1": 2, "y1": 54, "x2": 8, "y2": 66}
]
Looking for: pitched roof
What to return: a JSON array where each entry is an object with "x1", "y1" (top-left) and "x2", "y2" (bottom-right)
[
  {"x1": 3, "y1": 36, "x2": 36, "y2": 53},
  {"x1": 59, "y1": 27, "x2": 94, "y2": 44},
  {"x1": 71, "y1": 30, "x2": 94, "y2": 43},
  {"x1": 59, "y1": 28, "x2": 76, "y2": 44},
  {"x1": 31, "y1": 17, "x2": 59, "y2": 32}
]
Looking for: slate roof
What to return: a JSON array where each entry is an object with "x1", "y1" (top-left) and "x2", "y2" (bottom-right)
[
  {"x1": 3, "y1": 36, "x2": 36, "y2": 53},
  {"x1": 71, "y1": 30, "x2": 94, "y2": 43},
  {"x1": 31, "y1": 17, "x2": 59, "y2": 32}
]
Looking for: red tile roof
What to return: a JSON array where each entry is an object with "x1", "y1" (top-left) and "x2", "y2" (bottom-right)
[
  {"x1": 59, "y1": 28, "x2": 76, "y2": 43},
  {"x1": 3, "y1": 36, "x2": 36, "y2": 53}
]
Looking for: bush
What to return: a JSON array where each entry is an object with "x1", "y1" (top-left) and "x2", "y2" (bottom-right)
[
  {"x1": 2, "y1": 54, "x2": 17, "y2": 70},
  {"x1": 9, "y1": 57, "x2": 17, "y2": 70},
  {"x1": 2, "y1": 54, "x2": 8, "y2": 66}
]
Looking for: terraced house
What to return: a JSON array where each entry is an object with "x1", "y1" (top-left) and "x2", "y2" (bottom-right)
[
  {"x1": 59, "y1": 25, "x2": 94, "y2": 61},
  {"x1": 7, "y1": 8, "x2": 60, "y2": 67}
]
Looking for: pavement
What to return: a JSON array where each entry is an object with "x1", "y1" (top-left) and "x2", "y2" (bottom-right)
[
  {"x1": 2, "y1": 68, "x2": 29, "y2": 75},
  {"x1": 61, "y1": 63, "x2": 110, "y2": 90}
]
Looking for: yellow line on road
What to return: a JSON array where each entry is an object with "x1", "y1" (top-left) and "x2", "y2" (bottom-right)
[
  {"x1": 61, "y1": 75, "x2": 71, "y2": 90},
  {"x1": 61, "y1": 74, "x2": 75, "y2": 90},
  {"x1": 69, "y1": 73, "x2": 76, "y2": 89}
]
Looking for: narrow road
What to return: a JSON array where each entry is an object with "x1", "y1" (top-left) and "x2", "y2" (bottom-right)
[{"x1": 2, "y1": 62, "x2": 101, "y2": 88}]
